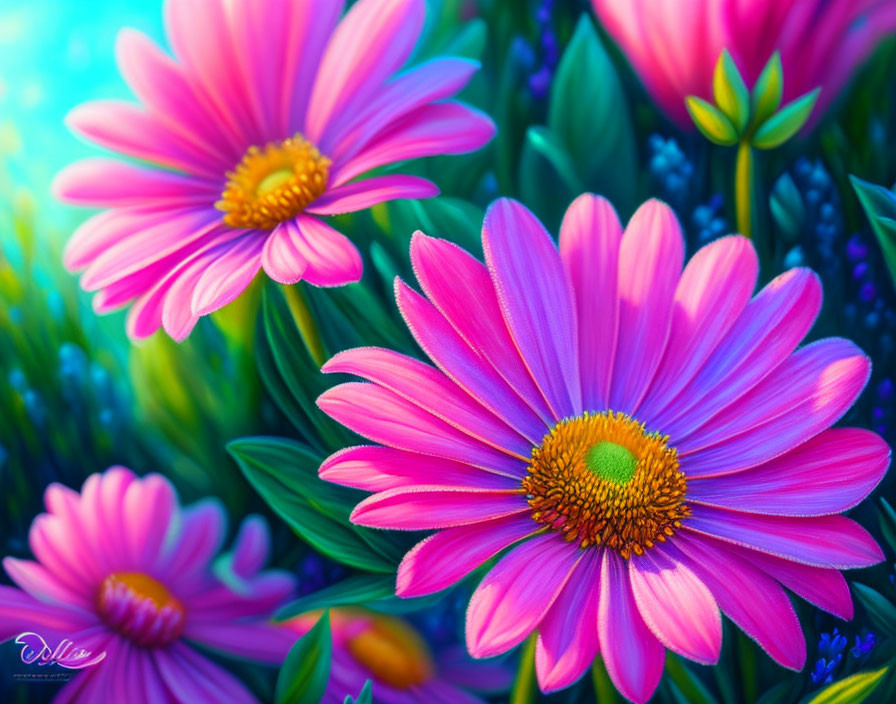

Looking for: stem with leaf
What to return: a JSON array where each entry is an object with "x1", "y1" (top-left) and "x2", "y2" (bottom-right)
[{"x1": 280, "y1": 283, "x2": 327, "y2": 367}]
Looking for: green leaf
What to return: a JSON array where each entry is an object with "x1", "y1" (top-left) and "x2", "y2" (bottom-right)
[
  {"x1": 807, "y1": 666, "x2": 888, "y2": 704},
  {"x1": 751, "y1": 52, "x2": 783, "y2": 126},
  {"x1": 344, "y1": 680, "x2": 373, "y2": 704},
  {"x1": 713, "y1": 49, "x2": 750, "y2": 134},
  {"x1": 276, "y1": 575, "x2": 396, "y2": 619},
  {"x1": 519, "y1": 126, "x2": 582, "y2": 227},
  {"x1": 852, "y1": 583, "x2": 896, "y2": 636},
  {"x1": 751, "y1": 88, "x2": 820, "y2": 149},
  {"x1": 227, "y1": 437, "x2": 400, "y2": 573},
  {"x1": 851, "y1": 175, "x2": 896, "y2": 290},
  {"x1": 686, "y1": 96, "x2": 739, "y2": 146},
  {"x1": 275, "y1": 611, "x2": 331, "y2": 704},
  {"x1": 769, "y1": 172, "x2": 805, "y2": 244},
  {"x1": 548, "y1": 14, "x2": 636, "y2": 212},
  {"x1": 879, "y1": 497, "x2": 896, "y2": 553},
  {"x1": 666, "y1": 654, "x2": 718, "y2": 704}
]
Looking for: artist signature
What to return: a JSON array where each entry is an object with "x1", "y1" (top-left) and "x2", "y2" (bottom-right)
[{"x1": 14, "y1": 632, "x2": 107, "y2": 669}]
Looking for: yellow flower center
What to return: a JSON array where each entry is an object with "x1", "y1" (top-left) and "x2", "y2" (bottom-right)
[
  {"x1": 522, "y1": 411, "x2": 690, "y2": 558},
  {"x1": 216, "y1": 134, "x2": 330, "y2": 230},
  {"x1": 97, "y1": 572, "x2": 185, "y2": 647},
  {"x1": 346, "y1": 613, "x2": 435, "y2": 689}
]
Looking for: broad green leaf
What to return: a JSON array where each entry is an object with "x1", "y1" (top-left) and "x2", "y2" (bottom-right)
[
  {"x1": 519, "y1": 126, "x2": 582, "y2": 227},
  {"x1": 276, "y1": 575, "x2": 396, "y2": 620},
  {"x1": 275, "y1": 612, "x2": 331, "y2": 704},
  {"x1": 713, "y1": 49, "x2": 750, "y2": 133},
  {"x1": 807, "y1": 666, "x2": 888, "y2": 704},
  {"x1": 344, "y1": 680, "x2": 373, "y2": 704},
  {"x1": 879, "y1": 497, "x2": 896, "y2": 553},
  {"x1": 751, "y1": 88, "x2": 820, "y2": 149},
  {"x1": 227, "y1": 437, "x2": 400, "y2": 573},
  {"x1": 751, "y1": 52, "x2": 783, "y2": 126},
  {"x1": 852, "y1": 582, "x2": 896, "y2": 636},
  {"x1": 851, "y1": 175, "x2": 896, "y2": 289},
  {"x1": 686, "y1": 96, "x2": 739, "y2": 146},
  {"x1": 548, "y1": 14, "x2": 636, "y2": 212}
]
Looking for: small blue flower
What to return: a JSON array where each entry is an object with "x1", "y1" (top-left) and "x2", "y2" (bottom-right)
[
  {"x1": 818, "y1": 629, "x2": 848, "y2": 659},
  {"x1": 810, "y1": 655, "x2": 842, "y2": 685},
  {"x1": 851, "y1": 632, "x2": 876, "y2": 658}
]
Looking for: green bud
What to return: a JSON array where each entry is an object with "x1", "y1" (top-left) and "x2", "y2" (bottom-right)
[
  {"x1": 751, "y1": 52, "x2": 783, "y2": 126},
  {"x1": 713, "y1": 49, "x2": 750, "y2": 134},
  {"x1": 751, "y1": 88, "x2": 820, "y2": 150},
  {"x1": 685, "y1": 96, "x2": 739, "y2": 146}
]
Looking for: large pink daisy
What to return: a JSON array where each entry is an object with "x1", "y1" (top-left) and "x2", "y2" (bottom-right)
[
  {"x1": 317, "y1": 195, "x2": 890, "y2": 702},
  {"x1": 0, "y1": 466, "x2": 297, "y2": 703},
  {"x1": 53, "y1": 0, "x2": 494, "y2": 340}
]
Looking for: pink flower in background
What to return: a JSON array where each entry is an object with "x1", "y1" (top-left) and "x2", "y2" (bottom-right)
[
  {"x1": 54, "y1": 0, "x2": 494, "y2": 340},
  {"x1": 592, "y1": 0, "x2": 896, "y2": 128},
  {"x1": 318, "y1": 194, "x2": 889, "y2": 703},
  {"x1": 0, "y1": 467, "x2": 296, "y2": 703},
  {"x1": 285, "y1": 608, "x2": 510, "y2": 704}
]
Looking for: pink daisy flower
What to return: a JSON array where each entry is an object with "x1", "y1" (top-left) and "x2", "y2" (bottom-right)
[
  {"x1": 317, "y1": 195, "x2": 890, "y2": 703},
  {"x1": 53, "y1": 0, "x2": 494, "y2": 341},
  {"x1": 284, "y1": 608, "x2": 510, "y2": 704},
  {"x1": 0, "y1": 466, "x2": 297, "y2": 703},
  {"x1": 592, "y1": 0, "x2": 896, "y2": 129}
]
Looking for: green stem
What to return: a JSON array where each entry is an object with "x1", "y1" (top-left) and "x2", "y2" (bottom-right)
[
  {"x1": 280, "y1": 283, "x2": 327, "y2": 367},
  {"x1": 510, "y1": 635, "x2": 536, "y2": 704},
  {"x1": 592, "y1": 657, "x2": 621, "y2": 703},
  {"x1": 735, "y1": 140, "x2": 754, "y2": 239}
]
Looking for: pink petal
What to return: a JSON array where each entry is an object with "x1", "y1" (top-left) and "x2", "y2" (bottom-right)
[
  {"x1": 629, "y1": 548, "x2": 721, "y2": 664},
  {"x1": 123, "y1": 474, "x2": 176, "y2": 567},
  {"x1": 0, "y1": 585, "x2": 96, "y2": 642},
  {"x1": 306, "y1": 0, "x2": 425, "y2": 142},
  {"x1": 598, "y1": 550, "x2": 665, "y2": 704},
  {"x1": 483, "y1": 198, "x2": 581, "y2": 419},
  {"x1": 559, "y1": 194, "x2": 623, "y2": 411},
  {"x1": 261, "y1": 222, "x2": 308, "y2": 285},
  {"x1": 350, "y1": 486, "x2": 527, "y2": 530},
  {"x1": 466, "y1": 534, "x2": 583, "y2": 658},
  {"x1": 153, "y1": 642, "x2": 258, "y2": 704},
  {"x1": 396, "y1": 513, "x2": 540, "y2": 597},
  {"x1": 332, "y1": 102, "x2": 495, "y2": 185},
  {"x1": 610, "y1": 200, "x2": 684, "y2": 414},
  {"x1": 651, "y1": 268, "x2": 822, "y2": 438},
  {"x1": 407, "y1": 234, "x2": 552, "y2": 439},
  {"x1": 160, "y1": 499, "x2": 226, "y2": 585},
  {"x1": 669, "y1": 533, "x2": 806, "y2": 670},
  {"x1": 680, "y1": 338, "x2": 871, "y2": 476},
  {"x1": 320, "y1": 445, "x2": 519, "y2": 493},
  {"x1": 230, "y1": 515, "x2": 270, "y2": 578},
  {"x1": 2, "y1": 557, "x2": 92, "y2": 610},
  {"x1": 683, "y1": 504, "x2": 884, "y2": 568},
  {"x1": 323, "y1": 347, "x2": 531, "y2": 457},
  {"x1": 687, "y1": 428, "x2": 890, "y2": 514},
  {"x1": 191, "y1": 234, "x2": 264, "y2": 316},
  {"x1": 317, "y1": 382, "x2": 526, "y2": 477},
  {"x1": 278, "y1": 216, "x2": 362, "y2": 287},
  {"x1": 639, "y1": 235, "x2": 758, "y2": 421},
  {"x1": 183, "y1": 622, "x2": 295, "y2": 664},
  {"x1": 306, "y1": 175, "x2": 438, "y2": 216},
  {"x1": 535, "y1": 550, "x2": 601, "y2": 692}
]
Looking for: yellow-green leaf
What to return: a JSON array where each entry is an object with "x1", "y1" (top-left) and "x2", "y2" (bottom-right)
[
  {"x1": 685, "y1": 96, "x2": 739, "y2": 146},
  {"x1": 751, "y1": 52, "x2": 783, "y2": 126},
  {"x1": 713, "y1": 49, "x2": 750, "y2": 133},
  {"x1": 807, "y1": 667, "x2": 889, "y2": 704},
  {"x1": 752, "y1": 88, "x2": 820, "y2": 149}
]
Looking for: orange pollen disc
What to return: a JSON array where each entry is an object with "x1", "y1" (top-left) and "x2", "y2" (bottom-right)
[
  {"x1": 346, "y1": 613, "x2": 435, "y2": 689},
  {"x1": 521, "y1": 410, "x2": 690, "y2": 558},
  {"x1": 216, "y1": 133, "x2": 330, "y2": 230},
  {"x1": 97, "y1": 572, "x2": 186, "y2": 647}
]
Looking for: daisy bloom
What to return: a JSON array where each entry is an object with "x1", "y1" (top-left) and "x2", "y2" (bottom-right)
[
  {"x1": 317, "y1": 195, "x2": 889, "y2": 702},
  {"x1": 0, "y1": 466, "x2": 297, "y2": 703},
  {"x1": 592, "y1": 0, "x2": 896, "y2": 129},
  {"x1": 284, "y1": 608, "x2": 510, "y2": 704},
  {"x1": 54, "y1": 0, "x2": 494, "y2": 340}
]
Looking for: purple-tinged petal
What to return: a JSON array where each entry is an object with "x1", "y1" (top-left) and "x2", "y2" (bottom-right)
[
  {"x1": 609, "y1": 200, "x2": 684, "y2": 415},
  {"x1": 535, "y1": 549, "x2": 601, "y2": 692},
  {"x1": 123, "y1": 474, "x2": 176, "y2": 567},
  {"x1": 396, "y1": 513, "x2": 540, "y2": 597},
  {"x1": 351, "y1": 486, "x2": 527, "y2": 530},
  {"x1": 191, "y1": 235, "x2": 264, "y2": 316},
  {"x1": 182, "y1": 622, "x2": 295, "y2": 664},
  {"x1": 598, "y1": 550, "x2": 665, "y2": 704},
  {"x1": 559, "y1": 194, "x2": 623, "y2": 411},
  {"x1": 306, "y1": 175, "x2": 438, "y2": 216},
  {"x1": 279, "y1": 216, "x2": 362, "y2": 287},
  {"x1": 687, "y1": 428, "x2": 890, "y2": 514},
  {"x1": 2, "y1": 557, "x2": 92, "y2": 611},
  {"x1": 683, "y1": 504, "x2": 884, "y2": 569},
  {"x1": 261, "y1": 222, "x2": 308, "y2": 285},
  {"x1": 629, "y1": 547, "x2": 721, "y2": 664},
  {"x1": 153, "y1": 643, "x2": 259, "y2": 704},
  {"x1": 483, "y1": 198, "x2": 581, "y2": 419},
  {"x1": 230, "y1": 515, "x2": 270, "y2": 578},
  {"x1": 466, "y1": 533, "x2": 583, "y2": 658},
  {"x1": 159, "y1": 499, "x2": 226, "y2": 585},
  {"x1": 0, "y1": 585, "x2": 97, "y2": 642}
]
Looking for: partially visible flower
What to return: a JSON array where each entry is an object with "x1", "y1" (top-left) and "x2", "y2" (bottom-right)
[
  {"x1": 318, "y1": 194, "x2": 888, "y2": 703},
  {"x1": 851, "y1": 632, "x2": 876, "y2": 659},
  {"x1": 0, "y1": 467, "x2": 296, "y2": 703},
  {"x1": 284, "y1": 609, "x2": 510, "y2": 704},
  {"x1": 817, "y1": 629, "x2": 848, "y2": 660},
  {"x1": 54, "y1": 0, "x2": 494, "y2": 340},
  {"x1": 592, "y1": 0, "x2": 896, "y2": 128}
]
